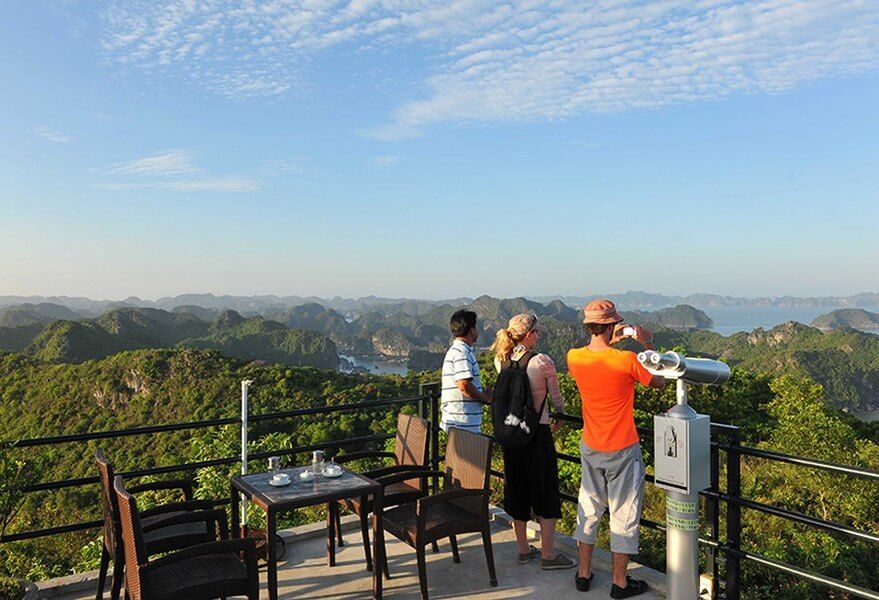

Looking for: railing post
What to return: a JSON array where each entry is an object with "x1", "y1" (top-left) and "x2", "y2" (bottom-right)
[
  {"x1": 419, "y1": 382, "x2": 441, "y2": 496},
  {"x1": 417, "y1": 383, "x2": 429, "y2": 421},
  {"x1": 707, "y1": 428, "x2": 721, "y2": 598},
  {"x1": 240, "y1": 379, "x2": 253, "y2": 530},
  {"x1": 726, "y1": 427, "x2": 742, "y2": 600}
]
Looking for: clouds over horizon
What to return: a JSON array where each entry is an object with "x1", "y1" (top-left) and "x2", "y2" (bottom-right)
[
  {"x1": 98, "y1": 150, "x2": 260, "y2": 192},
  {"x1": 103, "y1": 0, "x2": 879, "y2": 139}
]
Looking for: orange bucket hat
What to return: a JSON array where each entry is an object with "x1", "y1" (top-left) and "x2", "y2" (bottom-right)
[{"x1": 582, "y1": 299, "x2": 623, "y2": 324}]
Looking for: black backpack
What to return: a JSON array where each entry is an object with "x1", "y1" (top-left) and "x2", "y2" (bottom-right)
[{"x1": 491, "y1": 352, "x2": 547, "y2": 449}]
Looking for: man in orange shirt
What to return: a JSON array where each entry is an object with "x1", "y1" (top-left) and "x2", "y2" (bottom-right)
[{"x1": 567, "y1": 299, "x2": 665, "y2": 598}]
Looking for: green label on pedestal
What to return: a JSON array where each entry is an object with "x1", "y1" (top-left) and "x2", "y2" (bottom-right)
[
  {"x1": 666, "y1": 497, "x2": 697, "y2": 514},
  {"x1": 666, "y1": 514, "x2": 699, "y2": 531}
]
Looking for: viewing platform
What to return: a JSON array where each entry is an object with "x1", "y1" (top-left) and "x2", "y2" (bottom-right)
[{"x1": 42, "y1": 510, "x2": 665, "y2": 599}]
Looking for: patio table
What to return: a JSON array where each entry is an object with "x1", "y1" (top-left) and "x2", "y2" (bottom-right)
[{"x1": 231, "y1": 466, "x2": 385, "y2": 600}]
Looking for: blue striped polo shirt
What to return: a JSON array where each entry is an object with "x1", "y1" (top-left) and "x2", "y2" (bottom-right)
[{"x1": 440, "y1": 339, "x2": 484, "y2": 433}]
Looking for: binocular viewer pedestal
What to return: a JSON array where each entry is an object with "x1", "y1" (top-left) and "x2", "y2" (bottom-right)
[{"x1": 638, "y1": 351, "x2": 730, "y2": 599}]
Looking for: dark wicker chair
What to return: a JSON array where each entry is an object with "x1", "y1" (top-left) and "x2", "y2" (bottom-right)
[
  {"x1": 376, "y1": 427, "x2": 497, "y2": 599},
  {"x1": 113, "y1": 476, "x2": 260, "y2": 600},
  {"x1": 95, "y1": 450, "x2": 223, "y2": 600},
  {"x1": 331, "y1": 413, "x2": 431, "y2": 572}
]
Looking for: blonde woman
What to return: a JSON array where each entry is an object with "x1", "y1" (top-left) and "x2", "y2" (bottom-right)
[{"x1": 491, "y1": 313, "x2": 573, "y2": 570}]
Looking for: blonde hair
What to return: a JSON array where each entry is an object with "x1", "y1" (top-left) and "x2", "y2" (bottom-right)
[{"x1": 490, "y1": 313, "x2": 536, "y2": 361}]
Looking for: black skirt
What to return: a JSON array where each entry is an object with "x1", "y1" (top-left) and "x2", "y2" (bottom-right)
[{"x1": 502, "y1": 424, "x2": 562, "y2": 521}]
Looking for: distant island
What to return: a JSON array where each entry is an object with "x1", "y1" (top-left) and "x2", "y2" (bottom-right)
[{"x1": 811, "y1": 308, "x2": 879, "y2": 331}]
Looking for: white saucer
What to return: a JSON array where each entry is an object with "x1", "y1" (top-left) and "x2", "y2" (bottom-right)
[
  {"x1": 269, "y1": 475, "x2": 291, "y2": 487},
  {"x1": 298, "y1": 471, "x2": 315, "y2": 482},
  {"x1": 322, "y1": 468, "x2": 343, "y2": 478}
]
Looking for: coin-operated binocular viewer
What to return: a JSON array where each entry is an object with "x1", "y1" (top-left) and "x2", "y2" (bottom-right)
[{"x1": 637, "y1": 351, "x2": 731, "y2": 600}]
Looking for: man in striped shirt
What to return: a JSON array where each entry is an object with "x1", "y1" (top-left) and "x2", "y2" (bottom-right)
[{"x1": 441, "y1": 309, "x2": 492, "y2": 433}]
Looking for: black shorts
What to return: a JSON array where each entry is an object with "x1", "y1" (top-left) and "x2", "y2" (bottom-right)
[{"x1": 502, "y1": 424, "x2": 562, "y2": 521}]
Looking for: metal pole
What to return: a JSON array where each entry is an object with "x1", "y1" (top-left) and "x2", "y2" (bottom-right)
[
  {"x1": 666, "y1": 379, "x2": 700, "y2": 600},
  {"x1": 726, "y1": 428, "x2": 742, "y2": 600},
  {"x1": 428, "y1": 383, "x2": 441, "y2": 496},
  {"x1": 240, "y1": 379, "x2": 252, "y2": 528},
  {"x1": 418, "y1": 383, "x2": 429, "y2": 421}
]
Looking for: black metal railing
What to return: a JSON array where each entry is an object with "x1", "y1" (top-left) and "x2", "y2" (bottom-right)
[{"x1": 2, "y1": 381, "x2": 878, "y2": 600}]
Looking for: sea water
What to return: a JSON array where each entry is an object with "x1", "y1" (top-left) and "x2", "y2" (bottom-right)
[{"x1": 703, "y1": 306, "x2": 834, "y2": 336}]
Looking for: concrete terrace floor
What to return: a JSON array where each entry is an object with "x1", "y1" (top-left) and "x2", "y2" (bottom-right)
[{"x1": 48, "y1": 513, "x2": 665, "y2": 600}]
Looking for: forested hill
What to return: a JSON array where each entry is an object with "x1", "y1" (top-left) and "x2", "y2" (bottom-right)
[
  {"x1": 0, "y1": 307, "x2": 338, "y2": 369},
  {"x1": 811, "y1": 308, "x2": 879, "y2": 331},
  {"x1": 274, "y1": 297, "x2": 714, "y2": 357},
  {"x1": 1, "y1": 344, "x2": 876, "y2": 595},
  {"x1": 0, "y1": 302, "x2": 82, "y2": 327},
  {"x1": 651, "y1": 322, "x2": 879, "y2": 413},
  {"x1": 0, "y1": 348, "x2": 425, "y2": 578}
]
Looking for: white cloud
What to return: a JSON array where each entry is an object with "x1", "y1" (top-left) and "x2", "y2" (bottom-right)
[
  {"x1": 99, "y1": 150, "x2": 259, "y2": 192},
  {"x1": 367, "y1": 155, "x2": 400, "y2": 166},
  {"x1": 96, "y1": 177, "x2": 260, "y2": 192},
  {"x1": 104, "y1": 150, "x2": 197, "y2": 176},
  {"x1": 103, "y1": 1, "x2": 879, "y2": 138},
  {"x1": 36, "y1": 126, "x2": 73, "y2": 143}
]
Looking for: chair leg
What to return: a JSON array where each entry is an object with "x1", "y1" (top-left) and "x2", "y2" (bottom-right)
[
  {"x1": 381, "y1": 530, "x2": 391, "y2": 580},
  {"x1": 359, "y1": 508, "x2": 373, "y2": 572},
  {"x1": 482, "y1": 527, "x2": 498, "y2": 587},
  {"x1": 95, "y1": 545, "x2": 110, "y2": 600},
  {"x1": 110, "y1": 555, "x2": 124, "y2": 600},
  {"x1": 416, "y1": 544, "x2": 429, "y2": 600},
  {"x1": 431, "y1": 540, "x2": 440, "y2": 553},
  {"x1": 336, "y1": 506, "x2": 344, "y2": 547},
  {"x1": 449, "y1": 535, "x2": 460, "y2": 563}
]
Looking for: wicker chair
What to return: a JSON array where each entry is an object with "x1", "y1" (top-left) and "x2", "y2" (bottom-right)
[
  {"x1": 376, "y1": 427, "x2": 497, "y2": 599},
  {"x1": 113, "y1": 476, "x2": 259, "y2": 600},
  {"x1": 331, "y1": 413, "x2": 431, "y2": 572},
  {"x1": 95, "y1": 450, "x2": 223, "y2": 600}
]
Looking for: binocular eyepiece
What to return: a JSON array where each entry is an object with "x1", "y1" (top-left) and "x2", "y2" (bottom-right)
[{"x1": 637, "y1": 350, "x2": 730, "y2": 385}]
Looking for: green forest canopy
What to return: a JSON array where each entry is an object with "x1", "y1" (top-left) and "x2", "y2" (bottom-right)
[{"x1": 0, "y1": 345, "x2": 876, "y2": 597}]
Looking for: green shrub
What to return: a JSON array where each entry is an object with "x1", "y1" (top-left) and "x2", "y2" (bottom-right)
[{"x1": 0, "y1": 576, "x2": 23, "y2": 600}]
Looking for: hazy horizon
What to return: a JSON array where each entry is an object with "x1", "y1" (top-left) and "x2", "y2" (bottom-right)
[{"x1": 3, "y1": 289, "x2": 879, "y2": 304}]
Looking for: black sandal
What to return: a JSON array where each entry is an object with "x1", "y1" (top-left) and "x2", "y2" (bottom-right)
[
  {"x1": 575, "y1": 571, "x2": 593, "y2": 592},
  {"x1": 610, "y1": 576, "x2": 649, "y2": 598}
]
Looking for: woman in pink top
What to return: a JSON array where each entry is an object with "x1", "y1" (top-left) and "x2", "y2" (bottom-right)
[{"x1": 491, "y1": 313, "x2": 573, "y2": 570}]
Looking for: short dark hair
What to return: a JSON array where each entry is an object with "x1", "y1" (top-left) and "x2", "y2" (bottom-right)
[
  {"x1": 587, "y1": 322, "x2": 613, "y2": 336},
  {"x1": 450, "y1": 309, "x2": 478, "y2": 337}
]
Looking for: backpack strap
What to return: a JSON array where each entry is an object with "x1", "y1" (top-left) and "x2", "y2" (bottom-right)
[
  {"x1": 520, "y1": 352, "x2": 549, "y2": 421},
  {"x1": 515, "y1": 351, "x2": 535, "y2": 370}
]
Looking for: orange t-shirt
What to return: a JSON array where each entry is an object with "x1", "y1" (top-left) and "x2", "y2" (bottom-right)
[{"x1": 567, "y1": 347, "x2": 654, "y2": 452}]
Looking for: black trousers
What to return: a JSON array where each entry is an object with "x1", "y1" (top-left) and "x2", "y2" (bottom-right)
[{"x1": 502, "y1": 424, "x2": 562, "y2": 521}]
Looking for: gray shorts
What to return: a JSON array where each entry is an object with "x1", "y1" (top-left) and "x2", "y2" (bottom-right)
[{"x1": 573, "y1": 440, "x2": 645, "y2": 555}]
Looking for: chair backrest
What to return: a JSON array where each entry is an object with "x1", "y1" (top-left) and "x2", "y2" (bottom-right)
[
  {"x1": 444, "y1": 428, "x2": 492, "y2": 490},
  {"x1": 95, "y1": 449, "x2": 121, "y2": 556},
  {"x1": 394, "y1": 413, "x2": 430, "y2": 467},
  {"x1": 114, "y1": 476, "x2": 148, "y2": 600}
]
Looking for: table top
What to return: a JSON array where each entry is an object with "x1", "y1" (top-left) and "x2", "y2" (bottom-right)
[{"x1": 233, "y1": 466, "x2": 380, "y2": 510}]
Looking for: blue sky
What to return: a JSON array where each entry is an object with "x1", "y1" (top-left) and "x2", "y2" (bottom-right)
[{"x1": 1, "y1": 0, "x2": 877, "y2": 300}]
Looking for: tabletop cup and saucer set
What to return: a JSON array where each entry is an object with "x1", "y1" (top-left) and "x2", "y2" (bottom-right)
[{"x1": 268, "y1": 450, "x2": 342, "y2": 487}]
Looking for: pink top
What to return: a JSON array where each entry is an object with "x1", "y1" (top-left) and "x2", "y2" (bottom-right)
[{"x1": 494, "y1": 350, "x2": 564, "y2": 424}]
